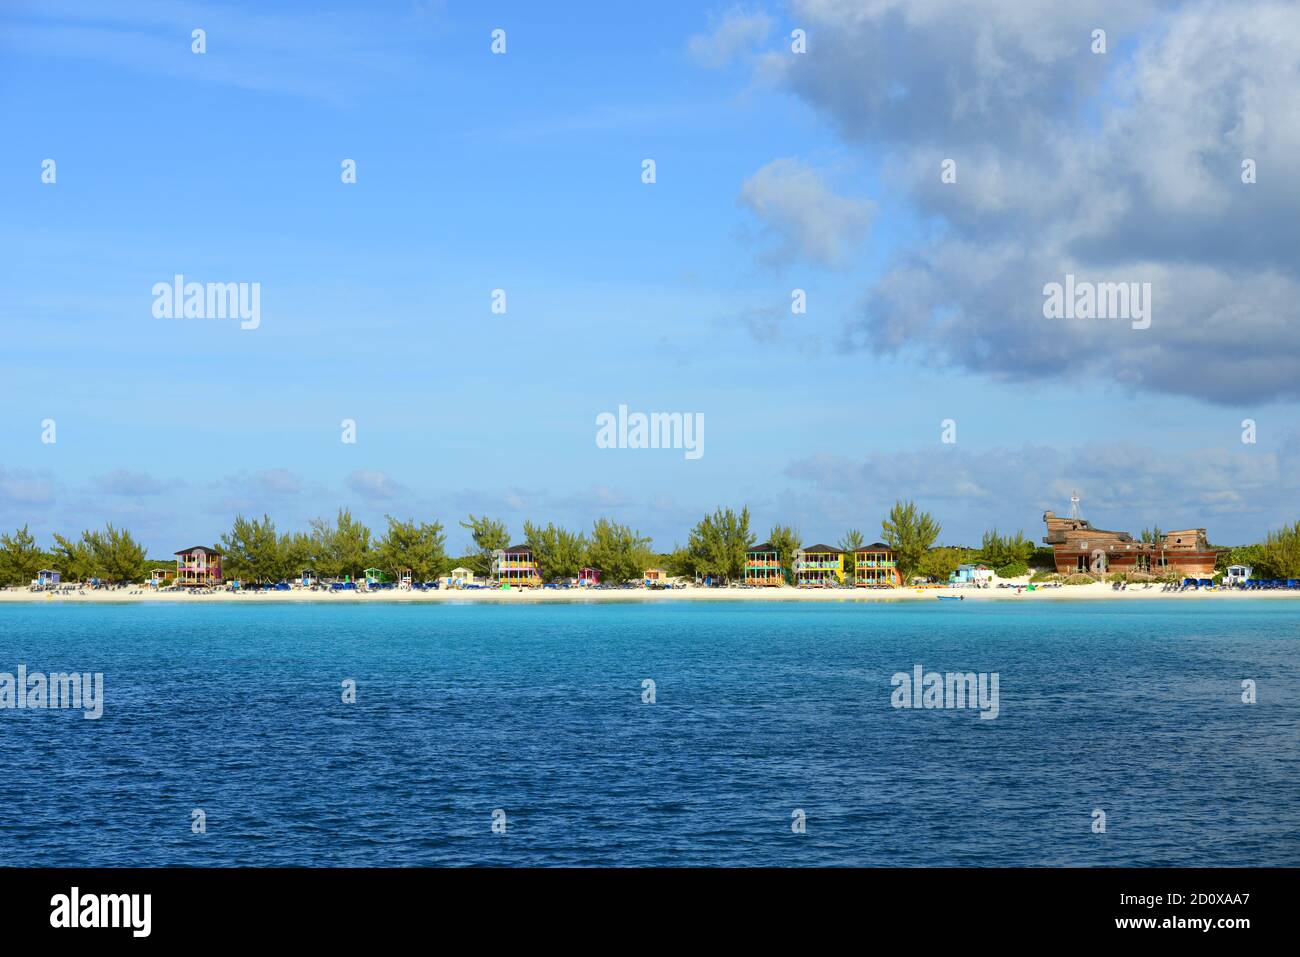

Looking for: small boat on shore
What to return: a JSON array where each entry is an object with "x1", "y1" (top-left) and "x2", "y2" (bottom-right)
[{"x1": 937, "y1": 595, "x2": 964, "y2": 601}]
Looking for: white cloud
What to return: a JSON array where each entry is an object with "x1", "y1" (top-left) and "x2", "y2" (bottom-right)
[
  {"x1": 0, "y1": 465, "x2": 56, "y2": 507},
  {"x1": 738, "y1": 158, "x2": 873, "y2": 266},
  {"x1": 92, "y1": 470, "x2": 169, "y2": 497},
  {"x1": 688, "y1": 6, "x2": 773, "y2": 68},
  {"x1": 782, "y1": 432, "x2": 1300, "y2": 545},
  {"x1": 760, "y1": 0, "x2": 1300, "y2": 403},
  {"x1": 345, "y1": 469, "x2": 407, "y2": 501}
]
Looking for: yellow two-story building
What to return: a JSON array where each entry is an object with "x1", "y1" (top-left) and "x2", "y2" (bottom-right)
[{"x1": 491, "y1": 545, "x2": 542, "y2": 587}]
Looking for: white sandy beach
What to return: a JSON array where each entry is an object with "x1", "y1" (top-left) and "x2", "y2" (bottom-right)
[{"x1": 2, "y1": 581, "x2": 1297, "y2": 604}]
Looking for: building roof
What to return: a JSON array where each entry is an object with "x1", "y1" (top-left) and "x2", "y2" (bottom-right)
[
  {"x1": 746, "y1": 542, "x2": 777, "y2": 552},
  {"x1": 500, "y1": 544, "x2": 533, "y2": 554},
  {"x1": 175, "y1": 546, "x2": 221, "y2": 556},
  {"x1": 800, "y1": 544, "x2": 843, "y2": 554},
  {"x1": 857, "y1": 542, "x2": 895, "y2": 552}
]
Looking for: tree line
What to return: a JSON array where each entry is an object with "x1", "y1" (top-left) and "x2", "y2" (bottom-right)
[
  {"x1": 0, "y1": 524, "x2": 152, "y2": 586},
  {"x1": 5, "y1": 505, "x2": 1298, "y2": 587},
  {"x1": 0, "y1": 510, "x2": 658, "y2": 586}
]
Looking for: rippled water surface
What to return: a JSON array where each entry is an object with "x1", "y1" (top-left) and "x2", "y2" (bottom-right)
[{"x1": 1, "y1": 600, "x2": 1297, "y2": 866}]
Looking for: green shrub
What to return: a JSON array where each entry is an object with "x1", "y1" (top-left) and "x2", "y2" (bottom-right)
[
  {"x1": 1029, "y1": 570, "x2": 1059, "y2": 583},
  {"x1": 995, "y1": 562, "x2": 1028, "y2": 578},
  {"x1": 1028, "y1": 546, "x2": 1057, "y2": 570},
  {"x1": 1065, "y1": 573, "x2": 1097, "y2": 585}
]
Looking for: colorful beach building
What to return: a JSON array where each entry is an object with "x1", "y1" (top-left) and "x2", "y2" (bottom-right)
[
  {"x1": 952, "y1": 563, "x2": 993, "y2": 585},
  {"x1": 441, "y1": 567, "x2": 476, "y2": 588},
  {"x1": 174, "y1": 546, "x2": 223, "y2": 586},
  {"x1": 491, "y1": 546, "x2": 542, "y2": 587},
  {"x1": 853, "y1": 543, "x2": 901, "y2": 587},
  {"x1": 1225, "y1": 564, "x2": 1252, "y2": 585},
  {"x1": 578, "y1": 566, "x2": 601, "y2": 587},
  {"x1": 744, "y1": 543, "x2": 785, "y2": 586},
  {"x1": 795, "y1": 545, "x2": 845, "y2": 587},
  {"x1": 37, "y1": 569, "x2": 60, "y2": 587}
]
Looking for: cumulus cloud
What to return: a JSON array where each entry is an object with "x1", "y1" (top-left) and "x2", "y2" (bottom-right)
[
  {"x1": 760, "y1": 0, "x2": 1300, "y2": 404},
  {"x1": 345, "y1": 469, "x2": 408, "y2": 501},
  {"x1": 688, "y1": 6, "x2": 773, "y2": 67},
  {"x1": 783, "y1": 432, "x2": 1300, "y2": 544},
  {"x1": 92, "y1": 469, "x2": 169, "y2": 497},
  {"x1": 0, "y1": 465, "x2": 56, "y2": 507},
  {"x1": 738, "y1": 158, "x2": 873, "y2": 266},
  {"x1": 201, "y1": 468, "x2": 313, "y2": 518}
]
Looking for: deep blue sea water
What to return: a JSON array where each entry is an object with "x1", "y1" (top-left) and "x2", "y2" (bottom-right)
[{"x1": 0, "y1": 599, "x2": 1297, "y2": 866}]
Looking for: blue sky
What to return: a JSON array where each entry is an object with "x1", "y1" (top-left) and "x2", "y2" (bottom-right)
[{"x1": 2, "y1": 0, "x2": 1298, "y2": 555}]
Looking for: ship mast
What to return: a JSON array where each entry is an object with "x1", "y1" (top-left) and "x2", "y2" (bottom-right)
[{"x1": 1069, "y1": 491, "x2": 1081, "y2": 520}]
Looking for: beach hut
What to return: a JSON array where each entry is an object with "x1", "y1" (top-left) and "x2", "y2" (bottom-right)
[
  {"x1": 744, "y1": 543, "x2": 784, "y2": 586},
  {"x1": 491, "y1": 546, "x2": 541, "y2": 588},
  {"x1": 854, "y1": 544, "x2": 901, "y2": 587},
  {"x1": 952, "y1": 564, "x2": 993, "y2": 585},
  {"x1": 37, "y1": 569, "x2": 60, "y2": 587},
  {"x1": 578, "y1": 567, "x2": 601, "y2": 587},
  {"x1": 1225, "y1": 564, "x2": 1252, "y2": 586},
  {"x1": 364, "y1": 567, "x2": 388, "y2": 587},
  {"x1": 175, "y1": 546, "x2": 223, "y2": 586},
  {"x1": 643, "y1": 568, "x2": 666, "y2": 587},
  {"x1": 795, "y1": 545, "x2": 845, "y2": 587},
  {"x1": 300, "y1": 569, "x2": 318, "y2": 587},
  {"x1": 150, "y1": 568, "x2": 173, "y2": 587},
  {"x1": 441, "y1": 567, "x2": 476, "y2": 588}
]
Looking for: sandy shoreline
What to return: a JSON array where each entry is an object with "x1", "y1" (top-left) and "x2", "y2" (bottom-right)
[{"x1": 2, "y1": 582, "x2": 1297, "y2": 604}]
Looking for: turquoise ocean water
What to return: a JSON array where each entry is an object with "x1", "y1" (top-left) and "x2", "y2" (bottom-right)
[{"x1": 0, "y1": 599, "x2": 1296, "y2": 866}]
